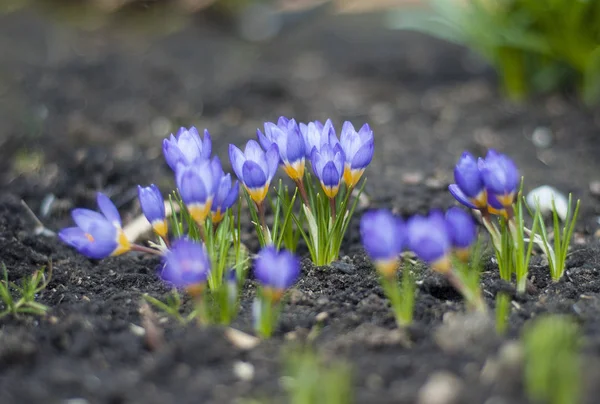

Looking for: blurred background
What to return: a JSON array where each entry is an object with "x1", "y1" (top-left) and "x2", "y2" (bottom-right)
[{"x1": 1, "y1": 0, "x2": 599, "y2": 226}]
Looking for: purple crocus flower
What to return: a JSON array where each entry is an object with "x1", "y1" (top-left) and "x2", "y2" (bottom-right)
[
  {"x1": 478, "y1": 149, "x2": 519, "y2": 209},
  {"x1": 176, "y1": 157, "x2": 223, "y2": 225},
  {"x1": 163, "y1": 127, "x2": 212, "y2": 171},
  {"x1": 311, "y1": 143, "x2": 345, "y2": 199},
  {"x1": 161, "y1": 238, "x2": 210, "y2": 296},
  {"x1": 407, "y1": 210, "x2": 452, "y2": 273},
  {"x1": 138, "y1": 184, "x2": 167, "y2": 238},
  {"x1": 211, "y1": 170, "x2": 239, "y2": 224},
  {"x1": 340, "y1": 121, "x2": 374, "y2": 188},
  {"x1": 257, "y1": 117, "x2": 306, "y2": 181},
  {"x1": 448, "y1": 151, "x2": 487, "y2": 210},
  {"x1": 254, "y1": 246, "x2": 300, "y2": 302},
  {"x1": 445, "y1": 207, "x2": 476, "y2": 261},
  {"x1": 229, "y1": 140, "x2": 279, "y2": 205},
  {"x1": 360, "y1": 209, "x2": 405, "y2": 278},
  {"x1": 59, "y1": 192, "x2": 130, "y2": 259},
  {"x1": 300, "y1": 119, "x2": 337, "y2": 158}
]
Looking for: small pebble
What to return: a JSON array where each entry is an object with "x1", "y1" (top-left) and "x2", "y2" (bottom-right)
[
  {"x1": 225, "y1": 328, "x2": 260, "y2": 350},
  {"x1": 288, "y1": 289, "x2": 304, "y2": 304},
  {"x1": 315, "y1": 312, "x2": 329, "y2": 322},
  {"x1": 402, "y1": 171, "x2": 424, "y2": 185},
  {"x1": 425, "y1": 177, "x2": 445, "y2": 190},
  {"x1": 233, "y1": 361, "x2": 255, "y2": 382},
  {"x1": 64, "y1": 400, "x2": 89, "y2": 404},
  {"x1": 418, "y1": 371, "x2": 464, "y2": 404},
  {"x1": 331, "y1": 260, "x2": 355, "y2": 274},
  {"x1": 526, "y1": 185, "x2": 569, "y2": 221},
  {"x1": 590, "y1": 181, "x2": 600, "y2": 197},
  {"x1": 129, "y1": 323, "x2": 146, "y2": 337},
  {"x1": 531, "y1": 127, "x2": 553, "y2": 148}
]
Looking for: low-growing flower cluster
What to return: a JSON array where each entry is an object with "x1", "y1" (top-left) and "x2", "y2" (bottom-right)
[
  {"x1": 448, "y1": 149, "x2": 579, "y2": 293},
  {"x1": 58, "y1": 116, "x2": 580, "y2": 336},
  {"x1": 59, "y1": 117, "x2": 373, "y2": 335},
  {"x1": 361, "y1": 206, "x2": 485, "y2": 321}
]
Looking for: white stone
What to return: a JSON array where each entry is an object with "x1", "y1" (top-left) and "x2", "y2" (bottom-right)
[
  {"x1": 526, "y1": 185, "x2": 569, "y2": 221},
  {"x1": 233, "y1": 361, "x2": 255, "y2": 382}
]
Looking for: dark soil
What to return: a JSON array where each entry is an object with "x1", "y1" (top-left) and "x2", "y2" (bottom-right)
[{"x1": 1, "y1": 5, "x2": 600, "y2": 404}]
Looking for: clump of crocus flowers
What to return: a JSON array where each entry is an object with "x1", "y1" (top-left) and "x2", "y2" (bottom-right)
[
  {"x1": 361, "y1": 206, "x2": 486, "y2": 319},
  {"x1": 59, "y1": 116, "x2": 371, "y2": 334},
  {"x1": 449, "y1": 149, "x2": 534, "y2": 293}
]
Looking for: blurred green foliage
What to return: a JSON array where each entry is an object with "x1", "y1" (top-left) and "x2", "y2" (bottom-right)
[
  {"x1": 282, "y1": 346, "x2": 353, "y2": 404},
  {"x1": 389, "y1": 0, "x2": 600, "y2": 104},
  {"x1": 523, "y1": 315, "x2": 581, "y2": 404},
  {"x1": 0, "y1": 0, "x2": 266, "y2": 34}
]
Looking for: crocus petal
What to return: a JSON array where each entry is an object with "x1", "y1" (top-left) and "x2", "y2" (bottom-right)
[
  {"x1": 242, "y1": 161, "x2": 268, "y2": 189},
  {"x1": 358, "y1": 123, "x2": 373, "y2": 143},
  {"x1": 59, "y1": 227, "x2": 92, "y2": 251},
  {"x1": 228, "y1": 144, "x2": 246, "y2": 180},
  {"x1": 223, "y1": 180, "x2": 240, "y2": 208},
  {"x1": 202, "y1": 129, "x2": 212, "y2": 160},
  {"x1": 445, "y1": 207, "x2": 476, "y2": 249},
  {"x1": 96, "y1": 192, "x2": 122, "y2": 228},
  {"x1": 138, "y1": 184, "x2": 165, "y2": 224},
  {"x1": 285, "y1": 128, "x2": 305, "y2": 164},
  {"x1": 177, "y1": 169, "x2": 208, "y2": 205},
  {"x1": 486, "y1": 191, "x2": 504, "y2": 209},
  {"x1": 407, "y1": 214, "x2": 451, "y2": 263},
  {"x1": 332, "y1": 145, "x2": 345, "y2": 175},
  {"x1": 257, "y1": 128, "x2": 273, "y2": 151},
  {"x1": 265, "y1": 143, "x2": 280, "y2": 181},
  {"x1": 163, "y1": 138, "x2": 186, "y2": 171},
  {"x1": 71, "y1": 209, "x2": 107, "y2": 233},
  {"x1": 245, "y1": 140, "x2": 268, "y2": 169},
  {"x1": 350, "y1": 141, "x2": 374, "y2": 170},
  {"x1": 479, "y1": 150, "x2": 519, "y2": 196},
  {"x1": 209, "y1": 157, "x2": 224, "y2": 195},
  {"x1": 177, "y1": 127, "x2": 203, "y2": 165},
  {"x1": 321, "y1": 162, "x2": 341, "y2": 188},
  {"x1": 454, "y1": 152, "x2": 484, "y2": 198},
  {"x1": 311, "y1": 148, "x2": 324, "y2": 178},
  {"x1": 161, "y1": 239, "x2": 211, "y2": 288},
  {"x1": 448, "y1": 184, "x2": 477, "y2": 209},
  {"x1": 360, "y1": 210, "x2": 405, "y2": 261},
  {"x1": 254, "y1": 246, "x2": 300, "y2": 290}
]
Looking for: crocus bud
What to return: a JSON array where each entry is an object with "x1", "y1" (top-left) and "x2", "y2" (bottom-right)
[
  {"x1": 176, "y1": 157, "x2": 223, "y2": 225},
  {"x1": 211, "y1": 173, "x2": 239, "y2": 224},
  {"x1": 340, "y1": 121, "x2": 374, "y2": 188},
  {"x1": 138, "y1": 184, "x2": 167, "y2": 238},
  {"x1": 448, "y1": 151, "x2": 487, "y2": 209},
  {"x1": 59, "y1": 192, "x2": 130, "y2": 259},
  {"x1": 162, "y1": 127, "x2": 212, "y2": 171},
  {"x1": 311, "y1": 143, "x2": 345, "y2": 199},
  {"x1": 407, "y1": 210, "x2": 452, "y2": 273},
  {"x1": 360, "y1": 209, "x2": 405, "y2": 278},
  {"x1": 254, "y1": 246, "x2": 300, "y2": 303},
  {"x1": 445, "y1": 207, "x2": 476, "y2": 261},
  {"x1": 257, "y1": 118, "x2": 306, "y2": 181},
  {"x1": 478, "y1": 149, "x2": 519, "y2": 209},
  {"x1": 161, "y1": 238, "x2": 211, "y2": 297},
  {"x1": 229, "y1": 140, "x2": 279, "y2": 205}
]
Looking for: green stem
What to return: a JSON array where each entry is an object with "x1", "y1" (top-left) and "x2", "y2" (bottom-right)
[
  {"x1": 257, "y1": 298, "x2": 274, "y2": 338},
  {"x1": 257, "y1": 202, "x2": 272, "y2": 245},
  {"x1": 131, "y1": 244, "x2": 163, "y2": 255},
  {"x1": 329, "y1": 197, "x2": 336, "y2": 222},
  {"x1": 295, "y1": 178, "x2": 311, "y2": 209},
  {"x1": 447, "y1": 269, "x2": 487, "y2": 313},
  {"x1": 380, "y1": 275, "x2": 410, "y2": 327}
]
